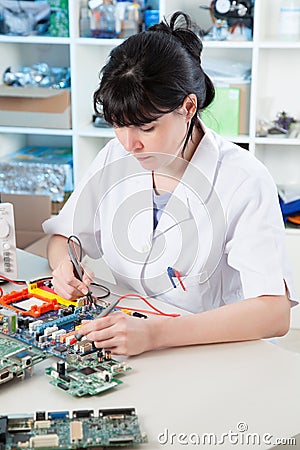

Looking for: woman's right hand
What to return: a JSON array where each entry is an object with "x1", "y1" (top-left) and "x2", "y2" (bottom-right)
[{"x1": 51, "y1": 256, "x2": 92, "y2": 300}]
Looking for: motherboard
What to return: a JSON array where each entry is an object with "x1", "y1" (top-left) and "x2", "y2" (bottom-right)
[
  {"x1": 0, "y1": 408, "x2": 147, "y2": 449},
  {"x1": 0, "y1": 280, "x2": 130, "y2": 396},
  {"x1": 0, "y1": 334, "x2": 49, "y2": 386}
]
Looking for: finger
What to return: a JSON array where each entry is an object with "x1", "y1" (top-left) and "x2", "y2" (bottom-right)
[
  {"x1": 81, "y1": 264, "x2": 94, "y2": 284},
  {"x1": 52, "y1": 276, "x2": 87, "y2": 300},
  {"x1": 85, "y1": 329, "x2": 114, "y2": 343},
  {"x1": 93, "y1": 338, "x2": 127, "y2": 356},
  {"x1": 79, "y1": 313, "x2": 122, "y2": 335}
]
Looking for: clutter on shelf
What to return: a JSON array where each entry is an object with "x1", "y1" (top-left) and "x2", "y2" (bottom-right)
[
  {"x1": 199, "y1": 0, "x2": 254, "y2": 41},
  {"x1": 93, "y1": 113, "x2": 113, "y2": 128},
  {"x1": 81, "y1": 0, "x2": 159, "y2": 39},
  {"x1": 0, "y1": 0, "x2": 50, "y2": 36},
  {"x1": 2, "y1": 62, "x2": 71, "y2": 89},
  {"x1": 0, "y1": 0, "x2": 69, "y2": 37},
  {"x1": 256, "y1": 111, "x2": 299, "y2": 138},
  {"x1": 278, "y1": 0, "x2": 300, "y2": 41},
  {"x1": 278, "y1": 183, "x2": 300, "y2": 227},
  {"x1": 274, "y1": 111, "x2": 297, "y2": 132},
  {"x1": 0, "y1": 146, "x2": 73, "y2": 203}
]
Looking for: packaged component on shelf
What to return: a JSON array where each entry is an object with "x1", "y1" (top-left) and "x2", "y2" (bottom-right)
[
  {"x1": 48, "y1": 0, "x2": 69, "y2": 37},
  {"x1": 3, "y1": 63, "x2": 71, "y2": 89},
  {"x1": 278, "y1": 183, "x2": 300, "y2": 224},
  {"x1": 0, "y1": 146, "x2": 73, "y2": 202},
  {"x1": 144, "y1": 9, "x2": 159, "y2": 30},
  {"x1": 0, "y1": 85, "x2": 71, "y2": 129},
  {"x1": 0, "y1": 0, "x2": 50, "y2": 36}
]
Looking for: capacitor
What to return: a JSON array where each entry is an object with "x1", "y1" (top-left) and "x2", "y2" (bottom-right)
[{"x1": 57, "y1": 360, "x2": 66, "y2": 376}]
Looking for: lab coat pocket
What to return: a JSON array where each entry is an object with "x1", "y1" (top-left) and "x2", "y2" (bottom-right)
[{"x1": 167, "y1": 272, "x2": 213, "y2": 313}]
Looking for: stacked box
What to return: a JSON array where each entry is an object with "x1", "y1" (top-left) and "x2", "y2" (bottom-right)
[{"x1": 0, "y1": 85, "x2": 71, "y2": 129}]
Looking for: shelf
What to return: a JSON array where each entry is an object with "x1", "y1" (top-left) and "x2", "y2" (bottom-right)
[
  {"x1": 75, "y1": 37, "x2": 124, "y2": 46},
  {"x1": 229, "y1": 135, "x2": 250, "y2": 144},
  {"x1": 203, "y1": 40, "x2": 253, "y2": 49},
  {"x1": 0, "y1": 126, "x2": 73, "y2": 136},
  {"x1": 285, "y1": 226, "x2": 300, "y2": 236},
  {"x1": 255, "y1": 137, "x2": 300, "y2": 146},
  {"x1": 0, "y1": 35, "x2": 70, "y2": 45},
  {"x1": 78, "y1": 125, "x2": 115, "y2": 138},
  {"x1": 258, "y1": 40, "x2": 300, "y2": 49}
]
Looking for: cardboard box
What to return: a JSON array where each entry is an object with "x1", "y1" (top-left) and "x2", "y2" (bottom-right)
[
  {"x1": 0, "y1": 85, "x2": 72, "y2": 129},
  {"x1": 1, "y1": 193, "x2": 51, "y2": 249},
  {"x1": 234, "y1": 82, "x2": 250, "y2": 135}
]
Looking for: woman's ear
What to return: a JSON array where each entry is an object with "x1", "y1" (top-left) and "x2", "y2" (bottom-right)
[{"x1": 181, "y1": 94, "x2": 197, "y2": 122}]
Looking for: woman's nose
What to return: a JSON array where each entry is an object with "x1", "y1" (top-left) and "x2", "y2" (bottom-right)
[{"x1": 122, "y1": 129, "x2": 143, "y2": 153}]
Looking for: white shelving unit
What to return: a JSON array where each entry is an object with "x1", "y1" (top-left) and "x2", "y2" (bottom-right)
[{"x1": 0, "y1": 0, "x2": 299, "y2": 322}]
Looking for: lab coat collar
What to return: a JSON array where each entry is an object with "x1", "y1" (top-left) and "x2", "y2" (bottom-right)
[
  {"x1": 188, "y1": 124, "x2": 221, "y2": 191},
  {"x1": 155, "y1": 126, "x2": 221, "y2": 235}
]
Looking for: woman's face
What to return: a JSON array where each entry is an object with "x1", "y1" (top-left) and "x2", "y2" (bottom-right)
[{"x1": 113, "y1": 96, "x2": 196, "y2": 172}]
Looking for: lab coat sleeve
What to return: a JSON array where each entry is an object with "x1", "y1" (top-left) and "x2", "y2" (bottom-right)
[
  {"x1": 224, "y1": 167, "x2": 296, "y2": 303},
  {"x1": 42, "y1": 141, "x2": 112, "y2": 259}
]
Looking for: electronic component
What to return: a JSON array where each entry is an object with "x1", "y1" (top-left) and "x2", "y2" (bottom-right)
[
  {"x1": 0, "y1": 288, "x2": 60, "y2": 317},
  {"x1": 0, "y1": 334, "x2": 49, "y2": 386},
  {"x1": 45, "y1": 354, "x2": 130, "y2": 397},
  {"x1": 0, "y1": 408, "x2": 147, "y2": 449},
  {"x1": 0, "y1": 309, "x2": 17, "y2": 333},
  {"x1": 28, "y1": 279, "x2": 86, "y2": 308}
]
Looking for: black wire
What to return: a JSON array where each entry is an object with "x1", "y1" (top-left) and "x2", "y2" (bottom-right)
[
  {"x1": 67, "y1": 235, "x2": 83, "y2": 262},
  {"x1": 67, "y1": 235, "x2": 111, "y2": 300},
  {"x1": 0, "y1": 275, "x2": 26, "y2": 284},
  {"x1": 90, "y1": 281, "x2": 110, "y2": 299}
]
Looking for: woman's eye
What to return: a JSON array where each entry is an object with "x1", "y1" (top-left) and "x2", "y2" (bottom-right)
[{"x1": 141, "y1": 126, "x2": 154, "y2": 133}]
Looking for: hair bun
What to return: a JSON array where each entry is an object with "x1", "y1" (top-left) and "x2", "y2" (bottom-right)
[{"x1": 150, "y1": 11, "x2": 203, "y2": 63}]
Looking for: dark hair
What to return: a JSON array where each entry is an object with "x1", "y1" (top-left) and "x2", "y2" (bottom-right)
[{"x1": 94, "y1": 11, "x2": 215, "y2": 150}]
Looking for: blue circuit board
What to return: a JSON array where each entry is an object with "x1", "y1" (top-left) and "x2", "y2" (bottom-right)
[{"x1": 0, "y1": 285, "x2": 131, "y2": 396}]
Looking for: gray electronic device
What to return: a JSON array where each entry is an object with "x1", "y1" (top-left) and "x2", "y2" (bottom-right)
[{"x1": 0, "y1": 202, "x2": 17, "y2": 279}]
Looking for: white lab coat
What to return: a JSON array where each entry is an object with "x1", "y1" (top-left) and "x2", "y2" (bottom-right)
[{"x1": 43, "y1": 127, "x2": 295, "y2": 313}]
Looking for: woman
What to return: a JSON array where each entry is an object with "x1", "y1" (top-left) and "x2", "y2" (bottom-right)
[{"x1": 43, "y1": 12, "x2": 295, "y2": 355}]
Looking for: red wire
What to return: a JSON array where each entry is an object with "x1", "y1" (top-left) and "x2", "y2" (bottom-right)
[
  {"x1": 0, "y1": 275, "x2": 26, "y2": 285},
  {"x1": 116, "y1": 293, "x2": 180, "y2": 318}
]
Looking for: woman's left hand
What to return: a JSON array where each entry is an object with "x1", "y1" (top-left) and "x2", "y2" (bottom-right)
[{"x1": 78, "y1": 312, "x2": 159, "y2": 356}]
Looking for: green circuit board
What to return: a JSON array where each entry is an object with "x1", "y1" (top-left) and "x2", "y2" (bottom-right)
[
  {"x1": 0, "y1": 408, "x2": 147, "y2": 448},
  {"x1": 0, "y1": 334, "x2": 49, "y2": 386},
  {"x1": 45, "y1": 350, "x2": 131, "y2": 397}
]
